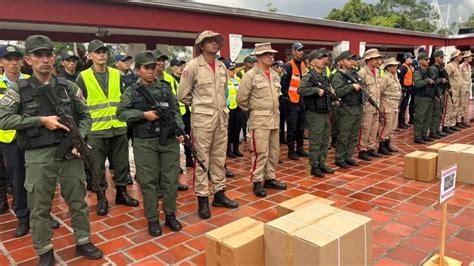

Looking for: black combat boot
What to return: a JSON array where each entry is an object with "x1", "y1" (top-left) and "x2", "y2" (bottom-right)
[
  {"x1": 15, "y1": 218, "x2": 29, "y2": 237},
  {"x1": 165, "y1": 213, "x2": 182, "y2": 231},
  {"x1": 178, "y1": 183, "x2": 189, "y2": 191},
  {"x1": 310, "y1": 166, "x2": 324, "y2": 178},
  {"x1": 197, "y1": 196, "x2": 211, "y2": 219},
  {"x1": 115, "y1": 186, "x2": 139, "y2": 207},
  {"x1": 320, "y1": 165, "x2": 335, "y2": 174},
  {"x1": 385, "y1": 140, "x2": 398, "y2": 153},
  {"x1": 429, "y1": 133, "x2": 441, "y2": 139},
  {"x1": 225, "y1": 165, "x2": 235, "y2": 178},
  {"x1": 460, "y1": 119, "x2": 470, "y2": 128},
  {"x1": 378, "y1": 142, "x2": 391, "y2": 155},
  {"x1": 367, "y1": 149, "x2": 382, "y2": 158},
  {"x1": 456, "y1": 122, "x2": 467, "y2": 129},
  {"x1": 226, "y1": 143, "x2": 236, "y2": 158},
  {"x1": 75, "y1": 242, "x2": 103, "y2": 260},
  {"x1": 414, "y1": 138, "x2": 426, "y2": 144},
  {"x1": 288, "y1": 145, "x2": 299, "y2": 160},
  {"x1": 442, "y1": 126, "x2": 454, "y2": 134},
  {"x1": 38, "y1": 250, "x2": 55, "y2": 266},
  {"x1": 148, "y1": 219, "x2": 162, "y2": 236},
  {"x1": 49, "y1": 215, "x2": 60, "y2": 230},
  {"x1": 253, "y1": 182, "x2": 267, "y2": 197},
  {"x1": 450, "y1": 126, "x2": 461, "y2": 132},
  {"x1": 422, "y1": 136, "x2": 434, "y2": 142},
  {"x1": 212, "y1": 190, "x2": 239, "y2": 208},
  {"x1": 358, "y1": 151, "x2": 372, "y2": 161},
  {"x1": 263, "y1": 179, "x2": 287, "y2": 190},
  {"x1": 345, "y1": 158, "x2": 359, "y2": 166},
  {"x1": 96, "y1": 192, "x2": 108, "y2": 216},
  {"x1": 335, "y1": 161, "x2": 350, "y2": 169},
  {"x1": 233, "y1": 143, "x2": 243, "y2": 157},
  {"x1": 437, "y1": 130, "x2": 448, "y2": 137}
]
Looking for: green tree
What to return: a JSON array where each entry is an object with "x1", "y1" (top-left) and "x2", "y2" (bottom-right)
[
  {"x1": 326, "y1": 0, "x2": 439, "y2": 33},
  {"x1": 459, "y1": 13, "x2": 474, "y2": 28}
]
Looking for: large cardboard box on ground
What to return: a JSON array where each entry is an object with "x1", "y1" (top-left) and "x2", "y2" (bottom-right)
[
  {"x1": 206, "y1": 217, "x2": 264, "y2": 266},
  {"x1": 404, "y1": 151, "x2": 425, "y2": 180},
  {"x1": 437, "y1": 144, "x2": 472, "y2": 178},
  {"x1": 426, "y1": 143, "x2": 449, "y2": 153},
  {"x1": 404, "y1": 151, "x2": 437, "y2": 182},
  {"x1": 457, "y1": 146, "x2": 474, "y2": 184},
  {"x1": 276, "y1": 193, "x2": 336, "y2": 217},
  {"x1": 265, "y1": 202, "x2": 372, "y2": 266}
]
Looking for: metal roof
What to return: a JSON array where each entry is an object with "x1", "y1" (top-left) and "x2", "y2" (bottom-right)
[{"x1": 113, "y1": 0, "x2": 449, "y2": 39}]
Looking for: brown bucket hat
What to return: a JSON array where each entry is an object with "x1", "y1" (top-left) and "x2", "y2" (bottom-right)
[
  {"x1": 250, "y1": 42, "x2": 278, "y2": 56},
  {"x1": 363, "y1": 48, "x2": 382, "y2": 61},
  {"x1": 194, "y1": 30, "x2": 224, "y2": 56}
]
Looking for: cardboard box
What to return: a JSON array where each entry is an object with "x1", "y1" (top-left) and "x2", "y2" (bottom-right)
[
  {"x1": 426, "y1": 143, "x2": 449, "y2": 153},
  {"x1": 417, "y1": 152, "x2": 438, "y2": 182},
  {"x1": 265, "y1": 202, "x2": 372, "y2": 266},
  {"x1": 276, "y1": 193, "x2": 336, "y2": 217},
  {"x1": 437, "y1": 144, "x2": 472, "y2": 177},
  {"x1": 206, "y1": 217, "x2": 264, "y2": 266},
  {"x1": 457, "y1": 146, "x2": 474, "y2": 184},
  {"x1": 404, "y1": 151, "x2": 425, "y2": 180}
]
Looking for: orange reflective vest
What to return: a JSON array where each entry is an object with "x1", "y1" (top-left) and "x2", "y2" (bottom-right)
[
  {"x1": 402, "y1": 63, "x2": 414, "y2": 87},
  {"x1": 287, "y1": 59, "x2": 307, "y2": 103}
]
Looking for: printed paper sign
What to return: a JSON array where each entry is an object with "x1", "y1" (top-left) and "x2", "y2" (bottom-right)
[{"x1": 439, "y1": 165, "x2": 457, "y2": 203}]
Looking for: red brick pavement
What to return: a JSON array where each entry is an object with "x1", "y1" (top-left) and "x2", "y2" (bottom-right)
[{"x1": 1, "y1": 104, "x2": 473, "y2": 265}]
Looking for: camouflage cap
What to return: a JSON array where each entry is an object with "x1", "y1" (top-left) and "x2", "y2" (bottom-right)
[
  {"x1": 307, "y1": 49, "x2": 325, "y2": 62},
  {"x1": 153, "y1": 49, "x2": 169, "y2": 61},
  {"x1": 194, "y1": 30, "x2": 224, "y2": 56},
  {"x1": 25, "y1": 35, "x2": 53, "y2": 53},
  {"x1": 88, "y1": 39, "x2": 108, "y2": 53},
  {"x1": 417, "y1": 53, "x2": 429, "y2": 61},
  {"x1": 135, "y1": 51, "x2": 156, "y2": 66},
  {"x1": 335, "y1": 50, "x2": 353, "y2": 62},
  {"x1": 432, "y1": 50, "x2": 445, "y2": 58}
]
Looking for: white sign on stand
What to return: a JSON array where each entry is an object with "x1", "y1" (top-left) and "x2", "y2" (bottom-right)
[
  {"x1": 439, "y1": 165, "x2": 456, "y2": 204},
  {"x1": 229, "y1": 34, "x2": 242, "y2": 62}
]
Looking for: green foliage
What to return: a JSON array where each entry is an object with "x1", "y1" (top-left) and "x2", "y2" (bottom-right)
[{"x1": 326, "y1": 0, "x2": 439, "y2": 33}]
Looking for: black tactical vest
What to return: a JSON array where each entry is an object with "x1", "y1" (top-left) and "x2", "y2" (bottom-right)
[
  {"x1": 131, "y1": 83, "x2": 174, "y2": 139},
  {"x1": 16, "y1": 78, "x2": 74, "y2": 150},
  {"x1": 414, "y1": 68, "x2": 436, "y2": 97},
  {"x1": 336, "y1": 71, "x2": 363, "y2": 106},
  {"x1": 303, "y1": 72, "x2": 331, "y2": 113}
]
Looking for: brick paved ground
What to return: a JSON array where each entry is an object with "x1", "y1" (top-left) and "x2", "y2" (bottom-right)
[{"x1": 1, "y1": 103, "x2": 473, "y2": 265}]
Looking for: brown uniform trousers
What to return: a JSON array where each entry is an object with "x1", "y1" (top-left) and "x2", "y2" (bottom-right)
[
  {"x1": 460, "y1": 63, "x2": 471, "y2": 123},
  {"x1": 177, "y1": 55, "x2": 229, "y2": 197},
  {"x1": 237, "y1": 66, "x2": 280, "y2": 182},
  {"x1": 378, "y1": 72, "x2": 402, "y2": 141},
  {"x1": 358, "y1": 66, "x2": 382, "y2": 151},
  {"x1": 444, "y1": 62, "x2": 463, "y2": 127}
]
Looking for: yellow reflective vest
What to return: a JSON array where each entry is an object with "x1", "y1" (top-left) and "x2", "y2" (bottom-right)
[
  {"x1": 227, "y1": 76, "x2": 240, "y2": 110},
  {"x1": 82, "y1": 67, "x2": 126, "y2": 131},
  {"x1": 163, "y1": 72, "x2": 188, "y2": 116},
  {"x1": 0, "y1": 74, "x2": 30, "y2": 143}
]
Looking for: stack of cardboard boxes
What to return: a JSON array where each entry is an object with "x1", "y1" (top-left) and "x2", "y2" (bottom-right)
[
  {"x1": 403, "y1": 143, "x2": 474, "y2": 184},
  {"x1": 205, "y1": 194, "x2": 372, "y2": 266}
]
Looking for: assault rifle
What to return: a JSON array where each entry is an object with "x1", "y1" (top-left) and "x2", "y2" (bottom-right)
[{"x1": 308, "y1": 71, "x2": 352, "y2": 115}]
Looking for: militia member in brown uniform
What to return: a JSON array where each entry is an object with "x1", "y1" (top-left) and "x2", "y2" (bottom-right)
[
  {"x1": 237, "y1": 43, "x2": 287, "y2": 197},
  {"x1": 357, "y1": 48, "x2": 383, "y2": 161},
  {"x1": 177, "y1": 30, "x2": 238, "y2": 219},
  {"x1": 378, "y1": 57, "x2": 402, "y2": 155}
]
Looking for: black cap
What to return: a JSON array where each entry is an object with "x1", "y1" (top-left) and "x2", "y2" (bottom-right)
[
  {"x1": 25, "y1": 35, "x2": 53, "y2": 53},
  {"x1": 88, "y1": 39, "x2": 108, "y2": 53},
  {"x1": 351, "y1": 54, "x2": 362, "y2": 60},
  {"x1": 61, "y1": 50, "x2": 79, "y2": 61},
  {"x1": 272, "y1": 60, "x2": 284, "y2": 67},
  {"x1": 335, "y1": 50, "x2": 353, "y2": 62},
  {"x1": 223, "y1": 59, "x2": 236, "y2": 70},
  {"x1": 170, "y1": 58, "x2": 186, "y2": 67},
  {"x1": 403, "y1": 52, "x2": 414, "y2": 59},
  {"x1": 0, "y1": 45, "x2": 24, "y2": 58},
  {"x1": 114, "y1": 52, "x2": 132, "y2": 62},
  {"x1": 292, "y1": 42, "x2": 305, "y2": 50},
  {"x1": 243, "y1": 55, "x2": 256, "y2": 64}
]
